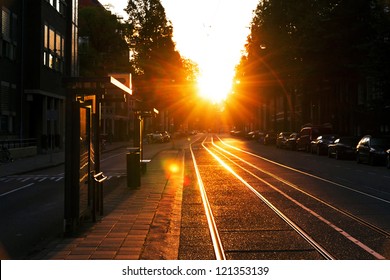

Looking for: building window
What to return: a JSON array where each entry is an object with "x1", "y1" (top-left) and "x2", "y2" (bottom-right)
[
  {"x1": 46, "y1": 0, "x2": 67, "y2": 16},
  {"x1": 43, "y1": 24, "x2": 64, "y2": 72},
  {"x1": 59, "y1": 0, "x2": 67, "y2": 16},
  {"x1": 0, "y1": 81, "x2": 16, "y2": 134},
  {"x1": 1, "y1": 8, "x2": 17, "y2": 60}
]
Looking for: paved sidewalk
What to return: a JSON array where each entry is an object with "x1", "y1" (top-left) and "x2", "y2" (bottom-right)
[
  {"x1": 1, "y1": 138, "x2": 191, "y2": 260},
  {"x1": 30, "y1": 148, "x2": 184, "y2": 260}
]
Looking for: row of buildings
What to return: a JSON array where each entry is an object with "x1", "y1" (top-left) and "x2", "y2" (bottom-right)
[
  {"x1": 1, "y1": 0, "x2": 78, "y2": 154},
  {"x1": 234, "y1": 76, "x2": 390, "y2": 138},
  {"x1": 1, "y1": 0, "x2": 136, "y2": 156}
]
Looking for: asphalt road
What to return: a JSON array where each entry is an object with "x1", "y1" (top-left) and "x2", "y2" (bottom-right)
[
  {"x1": 179, "y1": 135, "x2": 390, "y2": 260},
  {"x1": 0, "y1": 165, "x2": 65, "y2": 259}
]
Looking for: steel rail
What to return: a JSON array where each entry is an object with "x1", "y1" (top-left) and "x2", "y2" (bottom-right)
[
  {"x1": 216, "y1": 136, "x2": 390, "y2": 205},
  {"x1": 213, "y1": 137, "x2": 390, "y2": 238},
  {"x1": 200, "y1": 140, "x2": 335, "y2": 260},
  {"x1": 209, "y1": 139, "x2": 386, "y2": 260},
  {"x1": 190, "y1": 137, "x2": 226, "y2": 260}
]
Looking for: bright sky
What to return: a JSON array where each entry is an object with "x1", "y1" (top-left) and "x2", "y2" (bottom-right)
[{"x1": 99, "y1": 0, "x2": 259, "y2": 103}]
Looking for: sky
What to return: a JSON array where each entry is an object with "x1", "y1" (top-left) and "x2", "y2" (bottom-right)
[{"x1": 99, "y1": 0, "x2": 259, "y2": 102}]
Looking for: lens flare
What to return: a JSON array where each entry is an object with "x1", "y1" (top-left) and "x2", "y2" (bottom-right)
[
  {"x1": 168, "y1": 163, "x2": 180, "y2": 174},
  {"x1": 197, "y1": 68, "x2": 233, "y2": 103},
  {"x1": 162, "y1": 159, "x2": 181, "y2": 179}
]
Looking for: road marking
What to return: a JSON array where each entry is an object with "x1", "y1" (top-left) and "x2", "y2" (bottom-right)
[
  {"x1": 0, "y1": 175, "x2": 64, "y2": 183},
  {"x1": 0, "y1": 183, "x2": 35, "y2": 198}
]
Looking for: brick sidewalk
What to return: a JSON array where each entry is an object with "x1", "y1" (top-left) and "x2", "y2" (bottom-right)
[{"x1": 30, "y1": 149, "x2": 184, "y2": 260}]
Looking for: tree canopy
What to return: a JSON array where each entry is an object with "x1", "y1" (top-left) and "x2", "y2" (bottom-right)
[
  {"x1": 78, "y1": 6, "x2": 131, "y2": 76},
  {"x1": 233, "y1": 0, "x2": 390, "y2": 133},
  {"x1": 125, "y1": 0, "x2": 199, "y2": 130}
]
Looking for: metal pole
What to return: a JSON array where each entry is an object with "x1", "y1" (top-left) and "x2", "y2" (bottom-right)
[{"x1": 140, "y1": 116, "x2": 143, "y2": 161}]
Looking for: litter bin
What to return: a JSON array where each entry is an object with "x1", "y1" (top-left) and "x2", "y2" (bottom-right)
[{"x1": 127, "y1": 147, "x2": 140, "y2": 188}]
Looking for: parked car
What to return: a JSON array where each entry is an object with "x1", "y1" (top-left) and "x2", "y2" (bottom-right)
[
  {"x1": 246, "y1": 130, "x2": 260, "y2": 140},
  {"x1": 160, "y1": 131, "x2": 171, "y2": 142},
  {"x1": 386, "y1": 149, "x2": 390, "y2": 169},
  {"x1": 257, "y1": 132, "x2": 266, "y2": 143},
  {"x1": 310, "y1": 134, "x2": 339, "y2": 155},
  {"x1": 296, "y1": 125, "x2": 333, "y2": 152},
  {"x1": 264, "y1": 132, "x2": 277, "y2": 145},
  {"x1": 230, "y1": 130, "x2": 245, "y2": 137},
  {"x1": 356, "y1": 135, "x2": 390, "y2": 165},
  {"x1": 146, "y1": 132, "x2": 164, "y2": 143},
  {"x1": 328, "y1": 136, "x2": 359, "y2": 160},
  {"x1": 285, "y1": 132, "x2": 299, "y2": 150},
  {"x1": 276, "y1": 132, "x2": 292, "y2": 148}
]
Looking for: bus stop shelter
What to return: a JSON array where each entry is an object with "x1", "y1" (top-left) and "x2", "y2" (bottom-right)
[{"x1": 63, "y1": 76, "x2": 132, "y2": 235}]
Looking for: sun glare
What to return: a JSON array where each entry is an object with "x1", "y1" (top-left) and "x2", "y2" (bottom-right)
[{"x1": 197, "y1": 71, "x2": 232, "y2": 103}]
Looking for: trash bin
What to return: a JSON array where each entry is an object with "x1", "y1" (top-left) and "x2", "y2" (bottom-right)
[{"x1": 127, "y1": 147, "x2": 140, "y2": 188}]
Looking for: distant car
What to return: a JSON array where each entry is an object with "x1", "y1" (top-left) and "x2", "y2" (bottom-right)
[
  {"x1": 246, "y1": 130, "x2": 259, "y2": 140},
  {"x1": 257, "y1": 132, "x2": 266, "y2": 143},
  {"x1": 264, "y1": 132, "x2": 277, "y2": 145},
  {"x1": 276, "y1": 132, "x2": 291, "y2": 148},
  {"x1": 310, "y1": 134, "x2": 338, "y2": 155},
  {"x1": 230, "y1": 130, "x2": 245, "y2": 137},
  {"x1": 328, "y1": 136, "x2": 359, "y2": 160},
  {"x1": 160, "y1": 131, "x2": 171, "y2": 142},
  {"x1": 285, "y1": 132, "x2": 299, "y2": 150},
  {"x1": 296, "y1": 125, "x2": 333, "y2": 152},
  {"x1": 356, "y1": 135, "x2": 390, "y2": 165},
  {"x1": 147, "y1": 133, "x2": 164, "y2": 143}
]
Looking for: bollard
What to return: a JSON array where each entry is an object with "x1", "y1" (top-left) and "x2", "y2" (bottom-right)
[{"x1": 127, "y1": 148, "x2": 140, "y2": 188}]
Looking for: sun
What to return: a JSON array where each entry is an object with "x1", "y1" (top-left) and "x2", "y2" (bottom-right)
[{"x1": 197, "y1": 70, "x2": 232, "y2": 103}]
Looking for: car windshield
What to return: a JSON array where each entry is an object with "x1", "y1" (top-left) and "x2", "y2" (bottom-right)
[
  {"x1": 323, "y1": 135, "x2": 336, "y2": 140},
  {"x1": 371, "y1": 137, "x2": 390, "y2": 146}
]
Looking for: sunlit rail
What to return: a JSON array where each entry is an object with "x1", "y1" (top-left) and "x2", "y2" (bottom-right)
[
  {"x1": 189, "y1": 134, "x2": 390, "y2": 260},
  {"x1": 199, "y1": 137, "x2": 335, "y2": 260},
  {"x1": 209, "y1": 136, "x2": 387, "y2": 260},
  {"x1": 190, "y1": 138, "x2": 226, "y2": 260},
  {"x1": 213, "y1": 137, "x2": 390, "y2": 239}
]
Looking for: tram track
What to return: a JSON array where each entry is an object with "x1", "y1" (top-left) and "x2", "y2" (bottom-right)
[
  {"x1": 188, "y1": 135, "x2": 390, "y2": 260},
  {"x1": 212, "y1": 136, "x2": 390, "y2": 239},
  {"x1": 190, "y1": 138, "x2": 226, "y2": 260}
]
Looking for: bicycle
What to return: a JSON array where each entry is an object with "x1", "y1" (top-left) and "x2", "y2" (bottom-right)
[{"x1": 0, "y1": 146, "x2": 13, "y2": 163}]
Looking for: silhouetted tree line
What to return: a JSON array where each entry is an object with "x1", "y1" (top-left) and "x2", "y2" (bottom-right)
[
  {"x1": 79, "y1": 1, "x2": 199, "y2": 132},
  {"x1": 232, "y1": 0, "x2": 390, "y2": 135}
]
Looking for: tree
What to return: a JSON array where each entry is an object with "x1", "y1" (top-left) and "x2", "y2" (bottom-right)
[
  {"x1": 78, "y1": 6, "x2": 132, "y2": 76},
  {"x1": 125, "y1": 0, "x2": 199, "y2": 131},
  {"x1": 235, "y1": 0, "x2": 390, "y2": 134}
]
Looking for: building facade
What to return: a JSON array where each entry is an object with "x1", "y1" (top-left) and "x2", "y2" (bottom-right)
[{"x1": 1, "y1": 0, "x2": 78, "y2": 153}]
